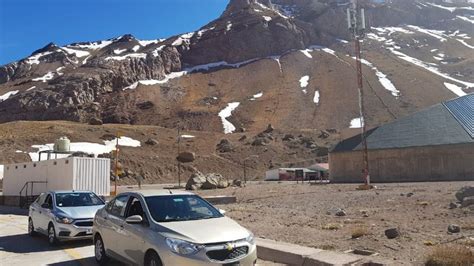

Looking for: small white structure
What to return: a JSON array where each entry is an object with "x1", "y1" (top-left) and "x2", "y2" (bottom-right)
[{"x1": 3, "y1": 157, "x2": 110, "y2": 197}]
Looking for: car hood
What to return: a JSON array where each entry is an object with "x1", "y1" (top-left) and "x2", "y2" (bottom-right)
[
  {"x1": 159, "y1": 217, "x2": 250, "y2": 244},
  {"x1": 56, "y1": 205, "x2": 104, "y2": 219}
]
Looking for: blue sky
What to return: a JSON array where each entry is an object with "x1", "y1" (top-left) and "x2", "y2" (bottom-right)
[{"x1": 0, "y1": 0, "x2": 228, "y2": 65}]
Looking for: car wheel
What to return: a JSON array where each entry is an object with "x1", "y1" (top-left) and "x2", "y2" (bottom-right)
[
  {"x1": 145, "y1": 251, "x2": 162, "y2": 266},
  {"x1": 28, "y1": 218, "x2": 37, "y2": 236},
  {"x1": 48, "y1": 224, "x2": 58, "y2": 246},
  {"x1": 94, "y1": 235, "x2": 109, "y2": 265}
]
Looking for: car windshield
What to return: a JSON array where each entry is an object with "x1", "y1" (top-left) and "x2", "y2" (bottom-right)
[
  {"x1": 145, "y1": 195, "x2": 223, "y2": 222},
  {"x1": 55, "y1": 192, "x2": 104, "y2": 207}
]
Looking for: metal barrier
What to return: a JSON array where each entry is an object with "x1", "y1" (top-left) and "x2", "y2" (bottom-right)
[{"x1": 19, "y1": 181, "x2": 47, "y2": 208}]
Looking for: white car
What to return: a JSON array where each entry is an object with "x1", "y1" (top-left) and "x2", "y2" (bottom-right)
[
  {"x1": 93, "y1": 190, "x2": 257, "y2": 266},
  {"x1": 28, "y1": 190, "x2": 105, "y2": 245}
]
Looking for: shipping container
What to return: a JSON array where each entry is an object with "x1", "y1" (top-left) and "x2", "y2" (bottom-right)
[{"x1": 3, "y1": 157, "x2": 110, "y2": 197}]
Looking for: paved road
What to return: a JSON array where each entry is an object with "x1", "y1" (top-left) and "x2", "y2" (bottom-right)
[{"x1": 0, "y1": 206, "x2": 281, "y2": 266}]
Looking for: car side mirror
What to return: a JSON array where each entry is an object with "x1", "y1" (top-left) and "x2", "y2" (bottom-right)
[
  {"x1": 126, "y1": 215, "x2": 143, "y2": 224},
  {"x1": 41, "y1": 203, "x2": 50, "y2": 209},
  {"x1": 219, "y1": 209, "x2": 226, "y2": 215}
]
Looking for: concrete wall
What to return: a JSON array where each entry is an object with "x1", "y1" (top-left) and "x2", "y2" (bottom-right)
[{"x1": 329, "y1": 143, "x2": 474, "y2": 183}]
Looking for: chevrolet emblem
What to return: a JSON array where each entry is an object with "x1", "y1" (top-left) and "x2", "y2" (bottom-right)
[{"x1": 225, "y1": 243, "x2": 234, "y2": 251}]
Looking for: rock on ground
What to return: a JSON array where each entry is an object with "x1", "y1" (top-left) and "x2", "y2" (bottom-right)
[
  {"x1": 177, "y1": 151, "x2": 196, "y2": 163},
  {"x1": 456, "y1": 186, "x2": 474, "y2": 202},
  {"x1": 385, "y1": 228, "x2": 400, "y2": 239}
]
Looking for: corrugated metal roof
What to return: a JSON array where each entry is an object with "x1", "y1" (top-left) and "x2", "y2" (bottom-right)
[
  {"x1": 444, "y1": 93, "x2": 474, "y2": 138},
  {"x1": 331, "y1": 93, "x2": 474, "y2": 153}
]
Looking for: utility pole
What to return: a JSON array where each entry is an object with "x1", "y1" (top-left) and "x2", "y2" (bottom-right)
[
  {"x1": 177, "y1": 127, "x2": 182, "y2": 188},
  {"x1": 113, "y1": 133, "x2": 120, "y2": 196},
  {"x1": 347, "y1": 0, "x2": 371, "y2": 187}
]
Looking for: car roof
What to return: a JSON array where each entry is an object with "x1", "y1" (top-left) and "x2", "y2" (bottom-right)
[
  {"x1": 48, "y1": 190, "x2": 95, "y2": 194},
  {"x1": 123, "y1": 189, "x2": 195, "y2": 197}
]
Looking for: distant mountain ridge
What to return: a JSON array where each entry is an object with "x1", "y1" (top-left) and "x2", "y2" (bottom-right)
[{"x1": 0, "y1": 0, "x2": 473, "y2": 135}]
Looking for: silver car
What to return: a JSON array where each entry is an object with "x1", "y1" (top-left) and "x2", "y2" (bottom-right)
[
  {"x1": 93, "y1": 190, "x2": 257, "y2": 266},
  {"x1": 28, "y1": 190, "x2": 105, "y2": 245}
]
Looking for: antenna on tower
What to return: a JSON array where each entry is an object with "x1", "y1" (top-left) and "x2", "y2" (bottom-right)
[{"x1": 347, "y1": 0, "x2": 371, "y2": 189}]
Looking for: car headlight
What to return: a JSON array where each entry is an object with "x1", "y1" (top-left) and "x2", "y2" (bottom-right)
[
  {"x1": 246, "y1": 232, "x2": 255, "y2": 245},
  {"x1": 55, "y1": 215, "x2": 74, "y2": 224},
  {"x1": 165, "y1": 237, "x2": 203, "y2": 255}
]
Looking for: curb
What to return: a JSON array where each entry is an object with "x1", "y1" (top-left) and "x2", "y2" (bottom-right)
[{"x1": 256, "y1": 238, "x2": 391, "y2": 265}]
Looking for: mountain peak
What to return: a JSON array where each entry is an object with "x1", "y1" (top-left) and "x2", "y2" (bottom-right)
[
  {"x1": 31, "y1": 42, "x2": 58, "y2": 56},
  {"x1": 116, "y1": 34, "x2": 136, "y2": 42}
]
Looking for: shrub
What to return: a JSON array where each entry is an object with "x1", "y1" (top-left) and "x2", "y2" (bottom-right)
[
  {"x1": 351, "y1": 226, "x2": 369, "y2": 239},
  {"x1": 322, "y1": 223, "x2": 342, "y2": 230},
  {"x1": 425, "y1": 244, "x2": 473, "y2": 266}
]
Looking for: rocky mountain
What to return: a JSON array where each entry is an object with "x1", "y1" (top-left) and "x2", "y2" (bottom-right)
[{"x1": 0, "y1": 0, "x2": 473, "y2": 135}]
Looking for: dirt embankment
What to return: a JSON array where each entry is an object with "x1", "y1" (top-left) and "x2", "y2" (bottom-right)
[{"x1": 198, "y1": 181, "x2": 474, "y2": 265}]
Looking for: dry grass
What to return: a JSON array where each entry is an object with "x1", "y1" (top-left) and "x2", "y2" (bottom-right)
[
  {"x1": 351, "y1": 226, "x2": 369, "y2": 239},
  {"x1": 425, "y1": 244, "x2": 474, "y2": 266},
  {"x1": 417, "y1": 201, "x2": 430, "y2": 206},
  {"x1": 463, "y1": 238, "x2": 474, "y2": 247},
  {"x1": 317, "y1": 244, "x2": 336, "y2": 250},
  {"x1": 322, "y1": 223, "x2": 343, "y2": 230},
  {"x1": 461, "y1": 224, "x2": 474, "y2": 230},
  {"x1": 343, "y1": 219, "x2": 364, "y2": 225}
]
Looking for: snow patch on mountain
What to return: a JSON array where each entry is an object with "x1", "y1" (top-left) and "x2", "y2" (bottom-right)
[
  {"x1": 138, "y1": 39, "x2": 163, "y2": 46},
  {"x1": 132, "y1": 45, "x2": 140, "y2": 52},
  {"x1": 61, "y1": 47, "x2": 90, "y2": 58},
  {"x1": 172, "y1": 32, "x2": 195, "y2": 46},
  {"x1": 32, "y1": 72, "x2": 55, "y2": 82},
  {"x1": 457, "y1": 39, "x2": 474, "y2": 49},
  {"x1": 457, "y1": 15, "x2": 474, "y2": 24},
  {"x1": 300, "y1": 49, "x2": 313, "y2": 58},
  {"x1": 427, "y1": 2, "x2": 474, "y2": 12},
  {"x1": 250, "y1": 92, "x2": 263, "y2": 101},
  {"x1": 350, "y1": 117, "x2": 364, "y2": 129},
  {"x1": 356, "y1": 58, "x2": 400, "y2": 97},
  {"x1": 372, "y1": 27, "x2": 414, "y2": 36},
  {"x1": 313, "y1": 90, "x2": 320, "y2": 105},
  {"x1": 219, "y1": 102, "x2": 240, "y2": 134},
  {"x1": 25, "y1": 51, "x2": 53, "y2": 65},
  {"x1": 105, "y1": 53, "x2": 147, "y2": 61},
  {"x1": 444, "y1": 82, "x2": 467, "y2": 97},
  {"x1": 152, "y1": 45, "x2": 166, "y2": 57},
  {"x1": 0, "y1": 90, "x2": 19, "y2": 102},
  {"x1": 407, "y1": 25, "x2": 447, "y2": 42},
  {"x1": 68, "y1": 40, "x2": 112, "y2": 50},
  {"x1": 387, "y1": 47, "x2": 474, "y2": 89},
  {"x1": 29, "y1": 137, "x2": 141, "y2": 162}
]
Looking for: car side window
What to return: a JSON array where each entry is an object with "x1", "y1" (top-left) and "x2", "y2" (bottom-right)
[
  {"x1": 125, "y1": 197, "x2": 145, "y2": 218},
  {"x1": 109, "y1": 195, "x2": 128, "y2": 217},
  {"x1": 105, "y1": 199, "x2": 115, "y2": 213},
  {"x1": 44, "y1": 194, "x2": 53, "y2": 209},
  {"x1": 35, "y1": 193, "x2": 46, "y2": 205}
]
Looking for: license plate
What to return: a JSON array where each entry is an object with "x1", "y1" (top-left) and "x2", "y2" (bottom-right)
[{"x1": 86, "y1": 229, "x2": 93, "y2": 234}]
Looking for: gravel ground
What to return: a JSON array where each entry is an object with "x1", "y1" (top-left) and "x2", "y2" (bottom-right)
[{"x1": 197, "y1": 181, "x2": 474, "y2": 265}]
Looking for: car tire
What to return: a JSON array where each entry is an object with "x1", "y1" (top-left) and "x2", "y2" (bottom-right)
[
  {"x1": 28, "y1": 218, "x2": 37, "y2": 237},
  {"x1": 145, "y1": 251, "x2": 162, "y2": 266},
  {"x1": 94, "y1": 234, "x2": 109, "y2": 265},
  {"x1": 48, "y1": 224, "x2": 58, "y2": 246}
]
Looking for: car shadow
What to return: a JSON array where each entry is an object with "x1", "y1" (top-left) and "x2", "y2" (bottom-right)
[
  {"x1": 0, "y1": 233, "x2": 91, "y2": 253},
  {"x1": 48, "y1": 257, "x2": 125, "y2": 266},
  {"x1": 48, "y1": 257, "x2": 127, "y2": 266},
  {"x1": 0, "y1": 205, "x2": 28, "y2": 216}
]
